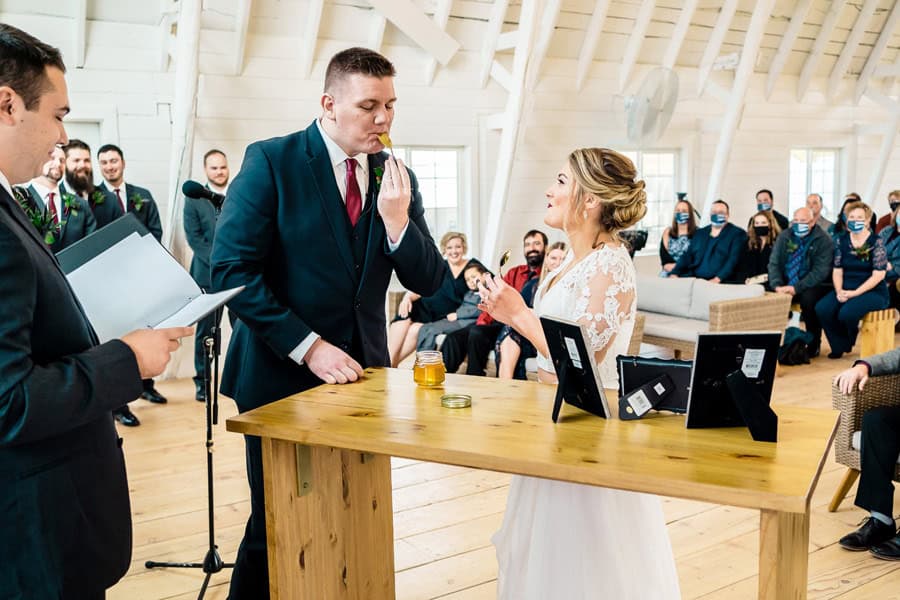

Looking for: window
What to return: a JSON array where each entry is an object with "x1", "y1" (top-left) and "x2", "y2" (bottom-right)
[
  {"x1": 390, "y1": 147, "x2": 462, "y2": 238},
  {"x1": 789, "y1": 148, "x2": 840, "y2": 219},
  {"x1": 621, "y1": 150, "x2": 679, "y2": 254}
]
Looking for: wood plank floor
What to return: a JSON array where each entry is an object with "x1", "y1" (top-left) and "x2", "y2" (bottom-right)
[{"x1": 109, "y1": 336, "x2": 900, "y2": 600}]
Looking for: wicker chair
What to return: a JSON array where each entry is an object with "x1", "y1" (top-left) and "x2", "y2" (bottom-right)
[{"x1": 828, "y1": 373, "x2": 900, "y2": 512}]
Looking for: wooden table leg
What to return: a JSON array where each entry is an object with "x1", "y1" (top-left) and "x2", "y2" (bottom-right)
[
  {"x1": 261, "y1": 438, "x2": 395, "y2": 599},
  {"x1": 758, "y1": 509, "x2": 810, "y2": 600}
]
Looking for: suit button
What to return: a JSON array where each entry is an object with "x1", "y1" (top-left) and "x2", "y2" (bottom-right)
[
  {"x1": 352, "y1": 233, "x2": 359, "y2": 241},
  {"x1": 354, "y1": 299, "x2": 361, "y2": 309},
  {"x1": 355, "y1": 264, "x2": 361, "y2": 271}
]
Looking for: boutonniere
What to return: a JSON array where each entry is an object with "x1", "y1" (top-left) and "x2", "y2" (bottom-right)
[
  {"x1": 90, "y1": 189, "x2": 105, "y2": 207},
  {"x1": 786, "y1": 239, "x2": 799, "y2": 254},
  {"x1": 374, "y1": 166, "x2": 384, "y2": 195},
  {"x1": 62, "y1": 192, "x2": 79, "y2": 217},
  {"x1": 14, "y1": 188, "x2": 63, "y2": 245},
  {"x1": 129, "y1": 193, "x2": 145, "y2": 212},
  {"x1": 852, "y1": 242, "x2": 872, "y2": 261}
]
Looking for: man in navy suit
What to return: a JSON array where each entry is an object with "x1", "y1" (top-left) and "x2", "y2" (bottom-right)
[
  {"x1": 25, "y1": 146, "x2": 96, "y2": 252},
  {"x1": 671, "y1": 199, "x2": 748, "y2": 283},
  {"x1": 211, "y1": 47, "x2": 446, "y2": 599},
  {"x1": 184, "y1": 148, "x2": 230, "y2": 402},
  {"x1": 62, "y1": 139, "x2": 123, "y2": 229},
  {"x1": 0, "y1": 24, "x2": 192, "y2": 599}
]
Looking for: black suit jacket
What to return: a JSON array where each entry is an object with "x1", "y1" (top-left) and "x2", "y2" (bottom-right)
[
  {"x1": 183, "y1": 192, "x2": 218, "y2": 289},
  {"x1": 211, "y1": 120, "x2": 446, "y2": 410},
  {"x1": 100, "y1": 182, "x2": 163, "y2": 242},
  {"x1": 0, "y1": 185, "x2": 142, "y2": 597},
  {"x1": 672, "y1": 222, "x2": 748, "y2": 281},
  {"x1": 25, "y1": 184, "x2": 97, "y2": 253},
  {"x1": 61, "y1": 181, "x2": 124, "y2": 229}
]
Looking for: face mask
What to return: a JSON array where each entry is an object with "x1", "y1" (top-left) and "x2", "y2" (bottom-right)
[
  {"x1": 848, "y1": 220, "x2": 866, "y2": 233},
  {"x1": 757, "y1": 202, "x2": 772, "y2": 212},
  {"x1": 675, "y1": 212, "x2": 690, "y2": 224},
  {"x1": 896, "y1": 213, "x2": 900, "y2": 228},
  {"x1": 792, "y1": 222, "x2": 810, "y2": 237},
  {"x1": 753, "y1": 225, "x2": 770, "y2": 237},
  {"x1": 891, "y1": 202, "x2": 900, "y2": 212},
  {"x1": 710, "y1": 214, "x2": 727, "y2": 227}
]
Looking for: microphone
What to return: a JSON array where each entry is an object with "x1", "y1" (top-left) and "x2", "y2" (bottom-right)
[{"x1": 182, "y1": 179, "x2": 225, "y2": 210}]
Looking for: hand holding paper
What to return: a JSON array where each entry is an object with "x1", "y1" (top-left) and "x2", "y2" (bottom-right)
[{"x1": 122, "y1": 326, "x2": 194, "y2": 378}]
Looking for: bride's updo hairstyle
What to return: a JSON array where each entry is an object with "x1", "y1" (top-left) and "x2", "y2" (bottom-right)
[{"x1": 568, "y1": 148, "x2": 647, "y2": 243}]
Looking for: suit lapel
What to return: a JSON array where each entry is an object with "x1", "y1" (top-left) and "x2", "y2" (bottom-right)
[
  {"x1": 0, "y1": 186, "x2": 60, "y2": 264},
  {"x1": 304, "y1": 123, "x2": 356, "y2": 280},
  {"x1": 358, "y1": 153, "x2": 387, "y2": 288}
]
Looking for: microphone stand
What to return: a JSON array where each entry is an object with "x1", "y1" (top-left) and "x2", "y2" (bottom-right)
[{"x1": 145, "y1": 306, "x2": 234, "y2": 598}]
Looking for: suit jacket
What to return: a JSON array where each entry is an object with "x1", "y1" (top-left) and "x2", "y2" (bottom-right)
[
  {"x1": 61, "y1": 181, "x2": 124, "y2": 229},
  {"x1": 672, "y1": 223, "x2": 747, "y2": 282},
  {"x1": 183, "y1": 192, "x2": 218, "y2": 289},
  {"x1": 25, "y1": 184, "x2": 96, "y2": 253},
  {"x1": 868, "y1": 348, "x2": 900, "y2": 376},
  {"x1": 768, "y1": 225, "x2": 834, "y2": 294},
  {"x1": 0, "y1": 185, "x2": 142, "y2": 597},
  {"x1": 100, "y1": 182, "x2": 163, "y2": 242},
  {"x1": 210, "y1": 120, "x2": 446, "y2": 410}
]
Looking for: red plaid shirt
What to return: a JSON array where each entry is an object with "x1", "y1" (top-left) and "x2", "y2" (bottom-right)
[{"x1": 476, "y1": 264, "x2": 541, "y2": 326}]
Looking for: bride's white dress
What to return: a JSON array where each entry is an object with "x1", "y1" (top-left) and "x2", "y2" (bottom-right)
[{"x1": 492, "y1": 244, "x2": 681, "y2": 599}]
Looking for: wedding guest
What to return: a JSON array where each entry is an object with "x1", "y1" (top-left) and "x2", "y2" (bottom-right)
[
  {"x1": 768, "y1": 207, "x2": 833, "y2": 357},
  {"x1": 831, "y1": 193, "x2": 877, "y2": 237},
  {"x1": 875, "y1": 190, "x2": 900, "y2": 234},
  {"x1": 755, "y1": 188, "x2": 789, "y2": 231},
  {"x1": 98, "y1": 144, "x2": 162, "y2": 241},
  {"x1": 61, "y1": 139, "x2": 122, "y2": 229},
  {"x1": 807, "y1": 192, "x2": 832, "y2": 231},
  {"x1": 816, "y1": 201, "x2": 889, "y2": 359},
  {"x1": 659, "y1": 199, "x2": 697, "y2": 275},
  {"x1": 416, "y1": 262, "x2": 486, "y2": 351},
  {"x1": 670, "y1": 199, "x2": 746, "y2": 283},
  {"x1": 388, "y1": 231, "x2": 484, "y2": 367},
  {"x1": 877, "y1": 202, "x2": 900, "y2": 309},
  {"x1": 736, "y1": 211, "x2": 780, "y2": 287}
]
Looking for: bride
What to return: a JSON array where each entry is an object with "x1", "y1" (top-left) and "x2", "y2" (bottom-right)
[{"x1": 477, "y1": 148, "x2": 681, "y2": 599}]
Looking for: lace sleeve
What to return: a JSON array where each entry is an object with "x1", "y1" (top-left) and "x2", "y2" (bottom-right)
[
  {"x1": 872, "y1": 236, "x2": 888, "y2": 271},
  {"x1": 572, "y1": 249, "x2": 636, "y2": 364},
  {"x1": 834, "y1": 236, "x2": 843, "y2": 268}
]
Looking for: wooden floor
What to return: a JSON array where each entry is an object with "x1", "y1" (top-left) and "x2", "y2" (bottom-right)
[{"x1": 109, "y1": 336, "x2": 900, "y2": 600}]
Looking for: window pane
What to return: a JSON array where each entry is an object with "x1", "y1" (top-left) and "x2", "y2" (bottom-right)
[{"x1": 630, "y1": 150, "x2": 678, "y2": 254}]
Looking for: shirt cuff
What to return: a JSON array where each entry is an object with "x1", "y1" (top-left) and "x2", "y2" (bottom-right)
[
  {"x1": 852, "y1": 360, "x2": 872, "y2": 375},
  {"x1": 386, "y1": 221, "x2": 409, "y2": 253},
  {"x1": 289, "y1": 332, "x2": 321, "y2": 366}
]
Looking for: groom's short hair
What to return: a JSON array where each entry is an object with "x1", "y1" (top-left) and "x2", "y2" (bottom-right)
[{"x1": 324, "y1": 47, "x2": 396, "y2": 93}]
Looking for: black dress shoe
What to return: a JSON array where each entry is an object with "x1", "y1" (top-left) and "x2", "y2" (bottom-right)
[
  {"x1": 195, "y1": 384, "x2": 208, "y2": 403},
  {"x1": 113, "y1": 407, "x2": 141, "y2": 427},
  {"x1": 827, "y1": 350, "x2": 844, "y2": 359},
  {"x1": 870, "y1": 533, "x2": 900, "y2": 560},
  {"x1": 140, "y1": 388, "x2": 168, "y2": 404},
  {"x1": 839, "y1": 517, "x2": 896, "y2": 551}
]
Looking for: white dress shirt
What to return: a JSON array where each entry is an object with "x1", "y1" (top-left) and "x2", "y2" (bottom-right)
[
  {"x1": 0, "y1": 170, "x2": 13, "y2": 200},
  {"x1": 30, "y1": 180, "x2": 63, "y2": 220}
]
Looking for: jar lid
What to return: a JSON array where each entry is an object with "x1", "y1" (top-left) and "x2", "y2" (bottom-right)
[{"x1": 440, "y1": 394, "x2": 472, "y2": 409}]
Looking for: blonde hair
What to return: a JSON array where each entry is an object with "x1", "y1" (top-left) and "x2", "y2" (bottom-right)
[
  {"x1": 845, "y1": 201, "x2": 872, "y2": 222},
  {"x1": 538, "y1": 241, "x2": 568, "y2": 286},
  {"x1": 567, "y1": 148, "x2": 647, "y2": 245},
  {"x1": 439, "y1": 231, "x2": 467, "y2": 254}
]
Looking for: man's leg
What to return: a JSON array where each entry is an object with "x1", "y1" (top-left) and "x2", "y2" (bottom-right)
[
  {"x1": 441, "y1": 327, "x2": 471, "y2": 373},
  {"x1": 465, "y1": 324, "x2": 502, "y2": 376},
  {"x1": 228, "y1": 434, "x2": 270, "y2": 599},
  {"x1": 795, "y1": 285, "x2": 830, "y2": 355}
]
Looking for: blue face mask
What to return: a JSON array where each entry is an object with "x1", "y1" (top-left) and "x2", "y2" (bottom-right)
[
  {"x1": 675, "y1": 212, "x2": 690, "y2": 224},
  {"x1": 848, "y1": 220, "x2": 866, "y2": 233},
  {"x1": 757, "y1": 202, "x2": 772, "y2": 212},
  {"x1": 896, "y1": 213, "x2": 900, "y2": 228},
  {"x1": 792, "y1": 222, "x2": 810, "y2": 237},
  {"x1": 710, "y1": 214, "x2": 727, "y2": 227}
]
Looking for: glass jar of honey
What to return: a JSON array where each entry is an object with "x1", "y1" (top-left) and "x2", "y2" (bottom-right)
[{"x1": 413, "y1": 351, "x2": 446, "y2": 388}]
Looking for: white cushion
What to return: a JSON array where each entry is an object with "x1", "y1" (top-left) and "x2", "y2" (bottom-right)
[
  {"x1": 525, "y1": 357, "x2": 537, "y2": 373},
  {"x1": 687, "y1": 279, "x2": 765, "y2": 321},
  {"x1": 642, "y1": 313, "x2": 709, "y2": 342},
  {"x1": 851, "y1": 430, "x2": 900, "y2": 463},
  {"x1": 636, "y1": 275, "x2": 694, "y2": 317}
]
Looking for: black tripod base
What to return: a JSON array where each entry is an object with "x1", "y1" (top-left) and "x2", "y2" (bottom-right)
[{"x1": 145, "y1": 547, "x2": 234, "y2": 598}]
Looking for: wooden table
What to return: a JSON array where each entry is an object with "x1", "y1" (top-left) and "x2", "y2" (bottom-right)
[{"x1": 226, "y1": 368, "x2": 839, "y2": 600}]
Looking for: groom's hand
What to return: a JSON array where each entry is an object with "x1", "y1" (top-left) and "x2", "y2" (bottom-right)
[
  {"x1": 377, "y1": 156, "x2": 411, "y2": 243},
  {"x1": 304, "y1": 338, "x2": 364, "y2": 384}
]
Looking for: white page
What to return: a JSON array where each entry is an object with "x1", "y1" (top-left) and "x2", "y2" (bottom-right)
[
  {"x1": 67, "y1": 233, "x2": 201, "y2": 342},
  {"x1": 154, "y1": 287, "x2": 243, "y2": 329}
]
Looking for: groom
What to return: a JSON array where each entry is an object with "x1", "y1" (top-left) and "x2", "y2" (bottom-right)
[{"x1": 210, "y1": 47, "x2": 446, "y2": 599}]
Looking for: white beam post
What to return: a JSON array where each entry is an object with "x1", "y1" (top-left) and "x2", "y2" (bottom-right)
[
  {"x1": 864, "y1": 114, "x2": 900, "y2": 204},
  {"x1": 424, "y1": 0, "x2": 454, "y2": 84},
  {"x1": 827, "y1": 0, "x2": 878, "y2": 100},
  {"x1": 619, "y1": 0, "x2": 656, "y2": 91},
  {"x1": 854, "y1": 0, "x2": 900, "y2": 103},
  {"x1": 525, "y1": 0, "x2": 561, "y2": 90},
  {"x1": 74, "y1": 0, "x2": 87, "y2": 68},
  {"x1": 233, "y1": 0, "x2": 253, "y2": 75},
  {"x1": 797, "y1": 0, "x2": 846, "y2": 102},
  {"x1": 300, "y1": 0, "x2": 324, "y2": 78},
  {"x1": 575, "y1": 0, "x2": 611, "y2": 91},
  {"x1": 765, "y1": 0, "x2": 813, "y2": 99},
  {"x1": 697, "y1": 0, "x2": 738, "y2": 96},
  {"x1": 369, "y1": 0, "x2": 460, "y2": 65},
  {"x1": 703, "y1": 0, "x2": 776, "y2": 218},
  {"x1": 369, "y1": 16, "x2": 387, "y2": 52},
  {"x1": 662, "y1": 0, "x2": 697, "y2": 70},
  {"x1": 480, "y1": 0, "x2": 511, "y2": 88}
]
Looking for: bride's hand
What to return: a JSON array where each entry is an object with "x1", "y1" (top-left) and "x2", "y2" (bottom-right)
[{"x1": 477, "y1": 274, "x2": 526, "y2": 325}]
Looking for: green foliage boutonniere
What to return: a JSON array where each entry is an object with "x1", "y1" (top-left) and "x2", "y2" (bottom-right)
[
  {"x1": 90, "y1": 190, "x2": 105, "y2": 207},
  {"x1": 62, "y1": 192, "x2": 79, "y2": 217},
  {"x1": 374, "y1": 166, "x2": 384, "y2": 196},
  {"x1": 786, "y1": 239, "x2": 799, "y2": 254},
  {"x1": 129, "y1": 193, "x2": 145, "y2": 212},
  {"x1": 14, "y1": 187, "x2": 63, "y2": 245},
  {"x1": 852, "y1": 243, "x2": 872, "y2": 261}
]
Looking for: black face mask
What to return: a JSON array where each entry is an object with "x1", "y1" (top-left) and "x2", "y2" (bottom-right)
[
  {"x1": 753, "y1": 225, "x2": 770, "y2": 238},
  {"x1": 525, "y1": 251, "x2": 544, "y2": 268},
  {"x1": 890, "y1": 201, "x2": 900, "y2": 212}
]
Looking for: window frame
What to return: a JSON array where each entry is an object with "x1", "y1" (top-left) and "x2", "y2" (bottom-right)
[
  {"x1": 788, "y1": 147, "x2": 841, "y2": 220},
  {"x1": 621, "y1": 148, "x2": 682, "y2": 257}
]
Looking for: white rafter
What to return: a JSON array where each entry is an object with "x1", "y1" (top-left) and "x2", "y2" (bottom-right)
[
  {"x1": 525, "y1": 0, "x2": 562, "y2": 90},
  {"x1": 855, "y1": 0, "x2": 900, "y2": 103},
  {"x1": 865, "y1": 113, "x2": 900, "y2": 204},
  {"x1": 797, "y1": 0, "x2": 846, "y2": 102},
  {"x1": 703, "y1": 0, "x2": 776, "y2": 218},
  {"x1": 765, "y1": 0, "x2": 813, "y2": 99},
  {"x1": 480, "y1": 0, "x2": 511, "y2": 88},
  {"x1": 74, "y1": 0, "x2": 87, "y2": 68},
  {"x1": 827, "y1": 0, "x2": 878, "y2": 100},
  {"x1": 300, "y1": 0, "x2": 324, "y2": 77},
  {"x1": 496, "y1": 30, "x2": 518, "y2": 50},
  {"x1": 865, "y1": 89, "x2": 900, "y2": 116},
  {"x1": 369, "y1": 0, "x2": 460, "y2": 66},
  {"x1": 619, "y1": 0, "x2": 656, "y2": 91},
  {"x1": 369, "y1": 15, "x2": 387, "y2": 52},
  {"x1": 424, "y1": 0, "x2": 454, "y2": 84},
  {"x1": 662, "y1": 0, "x2": 697, "y2": 70},
  {"x1": 697, "y1": 0, "x2": 738, "y2": 96},
  {"x1": 886, "y1": 50, "x2": 900, "y2": 95},
  {"x1": 575, "y1": 0, "x2": 611, "y2": 91},
  {"x1": 233, "y1": 0, "x2": 253, "y2": 75}
]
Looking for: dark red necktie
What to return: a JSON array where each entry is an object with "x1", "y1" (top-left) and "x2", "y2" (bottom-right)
[
  {"x1": 115, "y1": 188, "x2": 125, "y2": 212},
  {"x1": 47, "y1": 191, "x2": 58, "y2": 224},
  {"x1": 345, "y1": 158, "x2": 362, "y2": 227}
]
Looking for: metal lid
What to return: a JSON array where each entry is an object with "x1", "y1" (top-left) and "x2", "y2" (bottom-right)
[{"x1": 440, "y1": 394, "x2": 472, "y2": 409}]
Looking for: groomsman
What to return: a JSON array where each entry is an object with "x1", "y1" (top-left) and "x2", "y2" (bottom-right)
[
  {"x1": 98, "y1": 144, "x2": 163, "y2": 241},
  {"x1": 25, "y1": 146, "x2": 96, "y2": 252},
  {"x1": 97, "y1": 143, "x2": 167, "y2": 413},
  {"x1": 184, "y1": 149, "x2": 231, "y2": 402},
  {"x1": 61, "y1": 139, "x2": 122, "y2": 228}
]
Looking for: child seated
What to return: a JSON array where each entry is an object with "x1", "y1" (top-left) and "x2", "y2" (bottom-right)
[{"x1": 416, "y1": 263, "x2": 487, "y2": 351}]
